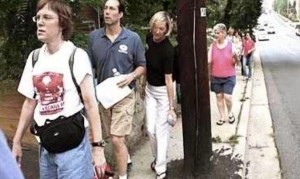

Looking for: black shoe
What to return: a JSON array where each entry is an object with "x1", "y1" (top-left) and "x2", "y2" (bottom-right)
[
  {"x1": 127, "y1": 162, "x2": 133, "y2": 173},
  {"x1": 229, "y1": 114, "x2": 235, "y2": 124},
  {"x1": 216, "y1": 120, "x2": 225, "y2": 125}
]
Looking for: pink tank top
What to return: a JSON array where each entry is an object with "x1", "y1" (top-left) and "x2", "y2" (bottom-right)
[{"x1": 211, "y1": 41, "x2": 235, "y2": 77}]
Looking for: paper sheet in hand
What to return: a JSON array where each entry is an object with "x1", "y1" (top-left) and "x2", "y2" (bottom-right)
[{"x1": 96, "y1": 75, "x2": 132, "y2": 109}]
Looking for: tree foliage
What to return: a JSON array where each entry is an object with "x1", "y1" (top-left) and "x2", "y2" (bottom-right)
[
  {"x1": 274, "y1": 0, "x2": 288, "y2": 14},
  {"x1": 229, "y1": 0, "x2": 262, "y2": 31},
  {"x1": 0, "y1": 0, "x2": 40, "y2": 80},
  {"x1": 0, "y1": 0, "x2": 261, "y2": 80},
  {"x1": 207, "y1": 0, "x2": 262, "y2": 32}
]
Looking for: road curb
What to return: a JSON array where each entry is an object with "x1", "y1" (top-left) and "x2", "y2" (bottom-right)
[
  {"x1": 242, "y1": 49, "x2": 282, "y2": 179},
  {"x1": 233, "y1": 74, "x2": 253, "y2": 178}
]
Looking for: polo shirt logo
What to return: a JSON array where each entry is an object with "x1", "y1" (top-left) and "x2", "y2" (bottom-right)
[{"x1": 118, "y1": 44, "x2": 128, "y2": 54}]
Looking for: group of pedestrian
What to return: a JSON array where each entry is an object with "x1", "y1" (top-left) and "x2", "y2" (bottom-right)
[
  {"x1": 6, "y1": 0, "x2": 176, "y2": 179},
  {"x1": 208, "y1": 23, "x2": 255, "y2": 126},
  {"x1": 1, "y1": 0, "x2": 256, "y2": 178}
]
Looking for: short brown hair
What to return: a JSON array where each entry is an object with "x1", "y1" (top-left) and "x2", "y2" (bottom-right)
[{"x1": 36, "y1": 0, "x2": 73, "y2": 40}]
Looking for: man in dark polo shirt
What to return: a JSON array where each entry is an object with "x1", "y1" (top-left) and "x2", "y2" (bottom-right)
[{"x1": 87, "y1": 0, "x2": 146, "y2": 178}]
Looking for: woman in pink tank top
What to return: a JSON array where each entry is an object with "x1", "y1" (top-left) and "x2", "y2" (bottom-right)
[{"x1": 208, "y1": 23, "x2": 238, "y2": 125}]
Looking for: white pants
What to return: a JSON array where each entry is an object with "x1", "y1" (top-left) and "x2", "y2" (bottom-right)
[{"x1": 145, "y1": 82, "x2": 175, "y2": 174}]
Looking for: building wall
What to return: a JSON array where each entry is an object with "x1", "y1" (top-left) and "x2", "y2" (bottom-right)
[{"x1": 74, "y1": 6, "x2": 98, "y2": 33}]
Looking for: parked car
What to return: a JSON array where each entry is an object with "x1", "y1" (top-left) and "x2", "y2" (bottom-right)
[
  {"x1": 258, "y1": 31, "x2": 269, "y2": 41},
  {"x1": 296, "y1": 24, "x2": 300, "y2": 36},
  {"x1": 256, "y1": 25, "x2": 265, "y2": 31},
  {"x1": 267, "y1": 26, "x2": 275, "y2": 34}
]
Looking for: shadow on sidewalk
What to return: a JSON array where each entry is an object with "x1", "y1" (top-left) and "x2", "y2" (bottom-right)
[{"x1": 167, "y1": 147, "x2": 243, "y2": 179}]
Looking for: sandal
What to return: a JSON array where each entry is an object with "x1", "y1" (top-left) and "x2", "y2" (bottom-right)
[
  {"x1": 156, "y1": 171, "x2": 167, "y2": 179},
  {"x1": 151, "y1": 159, "x2": 156, "y2": 172},
  {"x1": 216, "y1": 120, "x2": 225, "y2": 125},
  {"x1": 229, "y1": 114, "x2": 235, "y2": 124}
]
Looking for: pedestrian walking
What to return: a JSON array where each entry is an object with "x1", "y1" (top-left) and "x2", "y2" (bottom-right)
[
  {"x1": 242, "y1": 32, "x2": 256, "y2": 79},
  {"x1": 87, "y1": 0, "x2": 146, "y2": 178},
  {"x1": 233, "y1": 31, "x2": 243, "y2": 68},
  {"x1": 208, "y1": 23, "x2": 238, "y2": 125},
  {"x1": 12, "y1": 0, "x2": 106, "y2": 178},
  {"x1": 142, "y1": 11, "x2": 177, "y2": 179},
  {"x1": 226, "y1": 26, "x2": 234, "y2": 42}
]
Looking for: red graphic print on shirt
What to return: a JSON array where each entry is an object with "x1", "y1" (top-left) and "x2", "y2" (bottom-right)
[{"x1": 33, "y1": 72, "x2": 65, "y2": 115}]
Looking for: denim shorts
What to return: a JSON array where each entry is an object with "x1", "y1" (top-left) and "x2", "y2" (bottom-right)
[
  {"x1": 39, "y1": 129, "x2": 93, "y2": 179},
  {"x1": 210, "y1": 76, "x2": 236, "y2": 95}
]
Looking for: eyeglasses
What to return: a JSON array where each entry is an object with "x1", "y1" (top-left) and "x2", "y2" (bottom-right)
[{"x1": 32, "y1": 15, "x2": 58, "y2": 23}]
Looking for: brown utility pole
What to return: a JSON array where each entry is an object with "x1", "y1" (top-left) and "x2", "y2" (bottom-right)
[{"x1": 176, "y1": 0, "x2": 212, "y2": 177}]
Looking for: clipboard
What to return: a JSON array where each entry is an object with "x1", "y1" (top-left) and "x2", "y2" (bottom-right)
[{"x1": 95, "y1": 75, "x2": 132, "y2": 109}]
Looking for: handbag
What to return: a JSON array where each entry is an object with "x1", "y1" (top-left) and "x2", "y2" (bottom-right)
[{"x1": 34, "y1": 112, "x2": 85, "y2": 153}]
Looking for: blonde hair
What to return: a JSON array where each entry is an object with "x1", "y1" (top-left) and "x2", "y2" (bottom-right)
[{"x1": 149, "y1": 11, "x2": 173, "y2": 36}]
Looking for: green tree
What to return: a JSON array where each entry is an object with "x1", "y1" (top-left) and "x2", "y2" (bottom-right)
[
  {"x1": 274, "y1": 0, "x2": 287, "y2": 15},
  {"x1": 229, "y1": 0, "x2": 262, "y2": 31},
  {"x1": 207, "y1": 0, "x2": 227, "y2": 27},
  {"x1": 0, "y1": 0, "x2": 262, "y2": 80},
  {"x1": 207, "y1": 0, "x2": 262, "y2": 32},
  {"x1": 0, "y1": 0, "x2": 40, "y2": 80}
]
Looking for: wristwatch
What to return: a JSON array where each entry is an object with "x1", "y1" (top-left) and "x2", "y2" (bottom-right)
[{"x1": 91, "y1": 140, "x2": 106, "y2": 147}]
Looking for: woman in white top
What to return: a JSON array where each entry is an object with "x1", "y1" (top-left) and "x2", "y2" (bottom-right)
[
  {"x1": 12, "y1": 0, "x2": 106, "y2": 178},
  {"x1": 233, "y1": 31, "x2": 243, "y2": 67}
]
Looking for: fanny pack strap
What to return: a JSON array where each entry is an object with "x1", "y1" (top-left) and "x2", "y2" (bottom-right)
[{"x1": 32, "y1": 112, "x2": 81, "y2": 136}]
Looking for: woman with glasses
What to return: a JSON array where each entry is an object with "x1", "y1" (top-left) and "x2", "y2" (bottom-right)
[
  {"x1": 208, "y1": 23, "x2": 238, "y2": 125},
  {"x1": 12, "y1": 0, "x2": 106, "y2": 178}
]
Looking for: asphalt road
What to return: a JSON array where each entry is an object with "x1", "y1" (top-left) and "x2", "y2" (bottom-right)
[{"x1": 257, "y1": 13, "x2": 300, "y2": 179}]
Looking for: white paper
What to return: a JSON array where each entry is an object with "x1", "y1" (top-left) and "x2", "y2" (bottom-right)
[{"x1": 96, "y1": 75, "x2": 132, "y2": 109}]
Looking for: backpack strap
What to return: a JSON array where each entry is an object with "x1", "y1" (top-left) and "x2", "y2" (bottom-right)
[
  {"x1": 32, "y1": 48, "x2": 41, "y2": 68},
  {"x1": 30, "y1": 48, "x2": 40, "y2": 135},
  {"x1": 31, "y1": 48, "x2": 40, "y2": 99},
  {"x1": 68, "y1": 47, "x2": 83, "y2": 103}
]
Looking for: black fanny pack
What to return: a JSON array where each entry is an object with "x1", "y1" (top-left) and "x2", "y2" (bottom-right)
[{"x1": 32, "y1": 112, "x2": 85, "y2": 153}]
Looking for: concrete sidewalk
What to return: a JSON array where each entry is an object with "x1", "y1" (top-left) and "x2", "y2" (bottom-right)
[
  {"x1": 243, "y1": 50, "x2": 281, "y2": 179},
  {"x1": 128, "y1": 50, "x2": 281, "y2": 179}
]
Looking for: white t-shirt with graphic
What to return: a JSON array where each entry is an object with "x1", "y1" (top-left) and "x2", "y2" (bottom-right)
[{"x1": 18, "y1": 41, "x2": 92, "y2": 126}]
